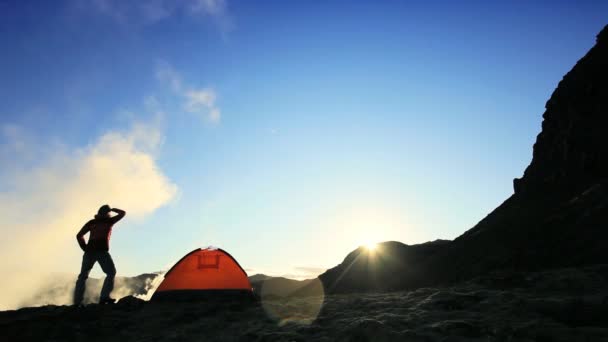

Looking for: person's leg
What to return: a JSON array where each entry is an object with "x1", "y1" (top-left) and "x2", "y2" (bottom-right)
[
  {"x1": 73, "y1": 252, "x2": 96, "y2": 305},
  {"x1": 97, "y1": 251, "x2": 116, "y2": 302}
]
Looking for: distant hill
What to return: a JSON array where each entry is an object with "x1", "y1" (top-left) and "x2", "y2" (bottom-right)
[
  {"x1": 294, "y1": 240, "x2": 450, "y2": 296},
  {"x1": 249, "y1": 274, "x2": 314, "y2": 298},
  {"x1": 248, "y1": 274, "x2": 272, "y2": 283},
  {"x1": 298, "y1": 24, "x2": 608, "y2": 295}
]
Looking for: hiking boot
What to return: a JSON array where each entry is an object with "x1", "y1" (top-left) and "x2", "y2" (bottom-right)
[{"x1": 99, "y1": 297, "x2": 116, "y2": 305}]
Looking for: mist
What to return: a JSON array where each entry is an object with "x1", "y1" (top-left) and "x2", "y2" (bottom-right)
[
  {"x1": 18, "y1": 273, "x2": 164, "y2": 308},
  {"x1": 0, "y1": 122, "x2": 177, "y2": 310}
]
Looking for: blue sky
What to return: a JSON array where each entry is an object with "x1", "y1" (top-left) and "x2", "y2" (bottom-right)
[{"x1": 1, "y1": 0, "x2": 607, "y2": 281}]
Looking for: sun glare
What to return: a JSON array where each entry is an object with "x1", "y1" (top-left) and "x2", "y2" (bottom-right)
[{"x1": 364, "y1": 242, "x2": 378, "y2": 252}]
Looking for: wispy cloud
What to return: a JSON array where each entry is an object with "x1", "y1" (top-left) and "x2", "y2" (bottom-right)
[
  {"x1": 155, "y1": 61, "x2": 183, "y2": 93},
  {"x1": 189, "y1": 0, "x2": 228, "y2": 16},
  {"x1": 156, "y1": 61, "x2": 222, "y2": 124},
  {"x1": 79, "y1": 0, "x2": 234, "y2": 33},
  {"x1": 184, "y1": 88, "x2": 221, "y2": 123},
  {"x1": 0, "y1": 120, "x2": 177, "y2": 309},
  {"x1": 1, "y1": 124, "x2": 27, "y2": 155}
]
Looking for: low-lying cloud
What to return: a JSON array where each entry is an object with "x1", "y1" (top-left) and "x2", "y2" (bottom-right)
[
  {"x1": 0, "y1": 122, "x2": 177, "y2": 310},
  {"x1": 19, "y1": 272, "x2": 163, "y2": 308}
]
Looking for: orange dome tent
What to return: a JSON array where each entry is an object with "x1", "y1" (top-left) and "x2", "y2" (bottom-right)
[{"x1": 152, "y1": 247, "x2": 254, "y2": 301}]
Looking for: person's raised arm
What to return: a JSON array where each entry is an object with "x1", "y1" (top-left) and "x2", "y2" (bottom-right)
[
  {"x1": 110, "y1": 208, "x2": 126, "y2": 223},
  {"x1": 76, "y1": 221, "x2": 92, "y2": 252}
]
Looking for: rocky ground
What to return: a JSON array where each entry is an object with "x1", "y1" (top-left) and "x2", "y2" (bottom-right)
[{"x1": 2, "y1": 265, "x2": 608, "y2": 342}]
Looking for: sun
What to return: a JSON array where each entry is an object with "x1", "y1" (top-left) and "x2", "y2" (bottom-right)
[{"x1": 364, "y1": 242, "x2": 378, "y2": 252}]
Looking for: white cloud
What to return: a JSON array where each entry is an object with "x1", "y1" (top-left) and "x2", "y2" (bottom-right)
[
  {"x1": 0, "y1": 122, "x2": 177, "y2": 309},
  {"x1": 156, "y1": 62, "x2": 222, "y2": 124}
]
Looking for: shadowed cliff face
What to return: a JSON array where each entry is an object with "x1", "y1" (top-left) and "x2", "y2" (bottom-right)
[
  {"x1": 514, "y1": 25, "x2": 608, "y2": 197},
  {"x1": 312, "y1": 25, "x2": 608, "y2": 295}
]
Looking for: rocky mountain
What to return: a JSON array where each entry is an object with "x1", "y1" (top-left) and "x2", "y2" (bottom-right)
[
  {"x1": 305, "y1": 24, "x2": 608, "y2": 295},
  {"x1": 513, "y1": 24, "x2": 608, "y2": 197},
  {"x1": 313, "y1": 240, "x2": 450, "y2": 294}
]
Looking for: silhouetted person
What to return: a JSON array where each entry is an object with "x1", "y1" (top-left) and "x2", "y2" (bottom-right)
[{"x1": 74, "y1": 205, "x2": 126, "y2": 305}]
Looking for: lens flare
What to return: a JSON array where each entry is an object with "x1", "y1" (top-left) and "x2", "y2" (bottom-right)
[{"x1": 261, "y1": 278, "x2": 325, "y2": 326}]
